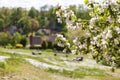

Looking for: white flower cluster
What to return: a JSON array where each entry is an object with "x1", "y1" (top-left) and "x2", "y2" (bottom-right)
[
  {"x1": 104, "y1": 0, "x2": 117, "y2": 6},
  {"x1": 118, "y1": 15, "x2": 120, "y2": 23},
  {"x1": 88, "y1": 0, "x2": 120, "y2": 66},
  {"x1": 56, "y1": 0, "x2": 120, "y2": 66},
  {"x1": 56, "y1": 5, "x2": 79, "y2": 30},
  {"x1": 91, "y1": 28, "x2": 115, "y2": 51},
  {"x1": 56, "y1": 34, "x2": 70, "y2": 48},
  {"x1": 71, "y1": 37, "x2": 87, "y2": 55},
  {"x1": 115, "y1": 26, "x2": 120, "y2": 34}
]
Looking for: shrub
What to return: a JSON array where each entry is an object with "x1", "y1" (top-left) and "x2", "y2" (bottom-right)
[
  {"x1": 47, "y1": 41, "x2": 53, "y2": 49},
  {"x1": 5, "y1": 44, "x2": 13, "y2": 49},
  {"x1": 41, "y1": 40, "x2": 48, "y2": 49},
  {"x1": 0, "y1": 32, "x2": 12, "y2": 46},
  {"x1": 12, "y1": 32, "x2": 23, "y2": 45},
  {"x1": 20, "y1": 37, "x2": 27, "y2": 47},
  {"x1": 53, "y1": 42, "x2": 64, "y2": 51}
]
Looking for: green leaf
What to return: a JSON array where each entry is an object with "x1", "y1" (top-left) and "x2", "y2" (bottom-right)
[
  {"x1": 117, "y1": 0, "x2": 120, "y2": 3},
  {"x1": 84, "y1": 0, "x2": 89, "y2": 4}
]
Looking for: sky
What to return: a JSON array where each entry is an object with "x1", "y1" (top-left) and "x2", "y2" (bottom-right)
[{"x1": 0, "y1": 0, "x2": 102, "y2": 10}]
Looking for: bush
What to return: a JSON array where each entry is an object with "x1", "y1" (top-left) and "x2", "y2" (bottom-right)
[
  {"x1": 0, "y1": 32, "x2": 12, "y2": 46},
  {"x1": 48, "y1": 41, "x2": 53, "y2": 49},
  {"x1": 12, "y1": 32, "x2": 23, "y2": 45},
  {"x1": 115, "y1": 58, "x2": 120, "y2": 67},
  {"x1": 0, "y1": 32, "x2": 24, "y2": 47},
  {"x1": 41, "y1": 40, "x2": 48, "y2": 49},
  {"x1": 53, "y1": 42, "x2": 64, "y2": 51},
  {"x1": 20, "y1": 37, "x2": 27, "y2": 47},
  {"x1": 5, "y1": 44, "x2": 13, "y2": 49}
]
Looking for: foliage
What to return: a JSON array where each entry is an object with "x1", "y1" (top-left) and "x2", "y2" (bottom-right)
[
  {"x1": 20, "y1": 37, "x2": 27, "y2": 47},
  {"x1": 0, "y1": 5, "x2": 91, "y2": 35},
  {"x1": 0, "y1": 19, "x2": 5, "y2": 31},
  {"x1": 55, "y1": 34, "x2": 70, "y2": 52},
  {"x1": 47, "y1": 41, "x2": 53, "y2": 49},
  {"x1": 55, "y1": 0, "x2": 120, "y2": 68},
  {"x1": 0, "y1": 32, "x2": 12, "y2": 46},
  {"x1": 28, "y1": 7, "x2": 38, "y2": 18},
  {"x1": 12, "y1": 32, "x2": 23, "y2": 45},
  {"x1": 41, "y1": 40, "x2": 48, "y2": 49},
  {"x1": 0, "y1": 32, "x2": 26, "y2": 47},
  {"x1": 53, "y1": 42, "x2": 65, "y2": 51},
  {"x1": 5, "y1": 44, "x2": 13, "y2": 49}
]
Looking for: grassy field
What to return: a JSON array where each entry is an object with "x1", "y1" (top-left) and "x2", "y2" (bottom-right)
[
  {"x1": 0, "y1": 47, "x2": 120, "y2": 80},
  {"x1": 0, "y1": 56, "x2": 81, "y2": 80}
]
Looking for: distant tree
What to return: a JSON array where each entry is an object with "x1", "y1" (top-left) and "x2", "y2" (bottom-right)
[
  {"x1": 28, "y1": 7, "x2": 38, "y2": 18},
  {"x1": 10, "y1": 7, "x2": 25, "y2": 25},
  {"x1": 12, "y1": 32, "x2": 23, "y2": 45},
  {"x1": 76, "y1": 5, "x2": 91, "y2": 20},
  {"x1": 0, "y1": 32, "x2": 12, "y2": 46},
  {"x1": 18, "y1": 17, "x2": 32, "y2": 34},
  {"x1": 0, "y1": 19, "x2": 5, "y2": 31},
  {"x1": 0, "y1": 7, "x2": 11, "y2": 26},
  {"x1": 30, "y1": 18, "x2": 39, "y2": 32}
]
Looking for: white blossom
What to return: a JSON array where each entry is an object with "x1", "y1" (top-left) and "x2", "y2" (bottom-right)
[
  {"x1": 115, "y1": 26, "x2": 120, "y2": 34},
  {"x1": 73, "y1": 37, "x2": 80, "y2": 45},
  {"x1": 104, "y1": 0, "x2": 117, "y2": 5},
  {"x1": 89, "y1": 25, "x2": 93, "y2": 29},
  {"x1": 114, "y1": 39, "x2": 119, "y2": 45},
  {"x1": 57, "y1": 18, "x2": 62, "y2": 23},
  {"x1": 55, "y1": 1, "x2": 120, "y2": 66},
  {"x1": 98, "y1": 7, "x2": 104, "y2": 13},
  {"x1": 93, "y1": 36, "x2": 98, "y2": 41},
  {"x1": 101, "y1": 39, "x2": 108, "y2": 45},
  {"x1": 106, "y1": 30, "x2": 112, "y2": 39},
  {"x1": 66, "y1": 43, "x2": 70, "y2": 47},
  {"x1": 58, "y1": 42, "x2": 64, "y2": 47},
  {"x1": 107, "y1": 16, "x2": 114, "y2": 23},
  {"x1": 56, "y1": 11, "x2": 60, "y2": 17},
  {"x1": 118, "y1": 18, "x2": 120, "y2": 23},
  {"x1": 91, "y1": 40, "x2": 95, "y2": 45},
  {"x1": 57, "y1": 34, "x2": 63, "y2": 38},
  {"x1": 90, "y1": 17, "x2": 98, "y2": 25},
  {"x1": 71, "y1": 50, "x2": 76, "y2": 54},
  {"x1": 62, "y1": 37, "x2": 66, "y2": 41}
]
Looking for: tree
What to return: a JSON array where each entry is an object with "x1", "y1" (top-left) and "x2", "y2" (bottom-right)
[
  {"x1": 10, "y1": 7, "x2": 25, "y2": 25},
  {"x1": 0, "y1": 7, "x2": 11, "y2": 26},
  {"x1": 28, "y1": 7, "x2": 38, "y2": 18},
  {"x1": 76, "y1": 4, "x2": 91, "y2": 20},
  {"x1": 0, "y1": 19, "x2": 5, "y2": 31},
  {"x1": 18, "y1": 17, "x2": 32, "y2": 34},
  {"x1": 55, "y1": 0, "x2": 120, "y2": 68},
  {"x1": 12, "y1": 32, "x2": 23, "y2": 45},
  {"x1": 30, "y1": 18, "x2": 39, "y2": 32}
]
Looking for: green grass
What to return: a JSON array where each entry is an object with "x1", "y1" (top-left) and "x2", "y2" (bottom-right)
[
  {"x1": 0, "y1": 62, "x2": 6, "y2": 69},
  {"x1": 0, "y1": 52, "x2": 79, "y2": 80},
  {"x1": 46, "y1": 67, "x2": 108, "y2": 78},
  {"x1": 0, "y1": 55, "x2": 27, "y2": 77},
  {"x1": 0, "y1": 48, "x2": 120, "y2": 80}
]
